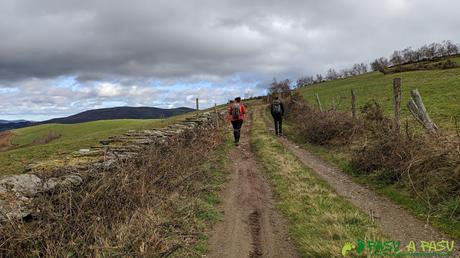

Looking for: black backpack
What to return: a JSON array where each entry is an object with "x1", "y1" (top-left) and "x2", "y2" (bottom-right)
[{"x1": 272, "y1": 100, "x2": 282, "y2": 115}]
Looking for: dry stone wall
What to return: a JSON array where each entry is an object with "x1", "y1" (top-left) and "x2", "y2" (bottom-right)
[{"x1": 0, "y1": 112, "x2": 222, "y2": 221}]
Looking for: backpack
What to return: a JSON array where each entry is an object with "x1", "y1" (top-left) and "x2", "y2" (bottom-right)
[
  {"x1": 232, "y1": 103, "x2": 241, "y2": 120},
  {"x1": 272, "y1": 100, "x2": 282, "y2": 115}
]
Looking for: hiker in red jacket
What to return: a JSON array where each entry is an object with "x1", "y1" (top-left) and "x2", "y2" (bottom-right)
[{"x1": 228, "y1": 97, "x2": 246, "y2": 146}]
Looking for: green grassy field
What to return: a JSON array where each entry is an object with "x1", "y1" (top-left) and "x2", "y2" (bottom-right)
[
  {"x1": 0, "y1": 111, "x2": 200, "y2": 176},
  {"x1": 298, "y1": 66, "x2": 460, "y2": 130}
]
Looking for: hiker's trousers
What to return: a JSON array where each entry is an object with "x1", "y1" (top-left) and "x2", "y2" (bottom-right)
[
  {"x1": 272, "y1": 115, "x2": 283, "y2": 135},
  {"x1": 231, "y1": 120, "x2": 243, "y2": 143}
]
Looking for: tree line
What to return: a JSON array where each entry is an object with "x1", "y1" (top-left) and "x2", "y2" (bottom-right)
[{"x1": 296, "y1": 40, "x2": 460, "y2": 88}]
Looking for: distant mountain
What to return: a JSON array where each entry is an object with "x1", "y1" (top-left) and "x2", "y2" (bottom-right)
[
  {"x1": 0, "y1": 106, "x2": 194, "y2": 132},
  {"x1": 0, "y1": 121, "x2": 34, "y2": 131},
  {"x1": 42, "y1": 106, "x2": 194, "y2": 124},
  {"x1": 0, "y1": 119, "x2": 30, "y2": 124}
]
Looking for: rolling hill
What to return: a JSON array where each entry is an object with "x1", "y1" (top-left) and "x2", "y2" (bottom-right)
[
  {"x1": 0, "y1": 110, "x2": 197, "y2": 176},
  {"x1": 0, "y1": 119, "x2": 30, "y2": 124},
  {"x1": 41, "y1": 106, "x2": 194, "y2": 124},
  {"x1": 0, "y1": 106, "x2": 194, "y2": 132},
  {"x1": 0, "y1": 121, "x2": 34, "y2": 131},
  {"x1": 297, "y1": 57, "x2": 460, "y2": 130}
]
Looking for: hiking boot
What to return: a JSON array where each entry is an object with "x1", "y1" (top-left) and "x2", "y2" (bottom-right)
[{"x1": 235, "y1": 142, "x2": 240, "y2": 146}]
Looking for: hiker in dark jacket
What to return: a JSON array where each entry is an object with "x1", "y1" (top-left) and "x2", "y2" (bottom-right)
[
  {"x1": 228, "y1": 97, "x2": 246, "y2": 146},
  {"x1": 270, "y1": 96, "x2": 284, "y2": 136}
]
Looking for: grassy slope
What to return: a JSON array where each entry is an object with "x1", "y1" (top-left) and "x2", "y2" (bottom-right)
[
  {"x1": 298, "y1": 66, "x2": 460, "y2": 130},
  {"x1": 0, "y1": 111, "x2": 198, "y2": 176},
  {"x1": 251, "y1": 106, "x2": 382, "y2": 257},
  {"x1": 295, "y1": 62, "x2": 460, "y2": 238}
]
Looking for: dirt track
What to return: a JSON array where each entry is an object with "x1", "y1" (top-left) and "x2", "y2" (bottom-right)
[
  {"x1": 207, "y1": 107, "x2": 457, "y2": 257},
  {"x1": 0, "y1": 131, "x2": 14, "y2": 151},
  {"x1": 258, "y1": 106, "x2": 456, "y2": 244},
  {"x1": 207, "y1": 114, "x2": 299, "y2": 258},
  {"x1": 276, "y1": 131, "x2": 457, "y2": 245}
]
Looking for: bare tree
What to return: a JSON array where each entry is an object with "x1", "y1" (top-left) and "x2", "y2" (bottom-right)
[
  {"x1": 326, "y1": 68, "x2": 339, "y2": 80},
  {"x1": 418, "y1": 44, "x2": 431, "y2": 60},
  {"x1": 402, "y1": 47, "x2": 417, "y2": 63},
  {"x1": 315, "y1": 74, "x2": 323, "y2": 83},
  {"x1": 352, "y1": 64, "x2": 360, "y2": 75},
  {"x1": 429, "y1": 42, "x2": 444, "y2": 58},
  {"x1": 296, "y1": 76, "x2": 314, "y2": 88},
  {"x1": 269, "y1": 78, "x2": 291, "y2": 97},
  {"x1": 444, "y1": 40, "x2": 459, "y2": 55},
  {"x1": 439, "y1": 41, "x2": 450, "y2": 56},
  {"x1": 340, "y1": 68, "x2": 351, "y2": 78},
  {"x1": 370, "y1": 57, "x2": 389, "y2": 73},
  {"x1": 360, "y1": 62, "x2": 368, "y2": 73},
  {"x1": 325, "y1": 40, "x2": 459, "y2": 80},
  {"x1": 390, "y1": 50, "x2": 404, "y2": 65}
]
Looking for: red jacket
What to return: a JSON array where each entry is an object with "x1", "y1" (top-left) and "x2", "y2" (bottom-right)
[{"x1": 227, "y1": 103, "x2": 246, "y2": 121}]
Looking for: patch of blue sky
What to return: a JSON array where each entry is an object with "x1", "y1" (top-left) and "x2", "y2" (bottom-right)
[
  {"x1": 0, "y1": 87, "x2": 19, "y2": 94},
  {"x1": 53, "y1": 76, "x2": 79, "y2": 88}
]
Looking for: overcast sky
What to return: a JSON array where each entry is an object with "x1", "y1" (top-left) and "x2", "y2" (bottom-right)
[{"x1": 1, "y1": 0, "x2": 459, "y2": 120}]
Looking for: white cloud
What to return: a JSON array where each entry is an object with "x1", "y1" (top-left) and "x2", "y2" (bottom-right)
[{"x1": 96, "y1": 83, "x2": 122, "y2": 97}]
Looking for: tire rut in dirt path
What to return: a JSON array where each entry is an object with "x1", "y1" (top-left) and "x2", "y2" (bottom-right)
[
  {"x1": 207, "y1": 113, "x2": 299, "y2": 258},
  {"x1": 275, "y1": 134, "x2": 457, "y2": 245}
]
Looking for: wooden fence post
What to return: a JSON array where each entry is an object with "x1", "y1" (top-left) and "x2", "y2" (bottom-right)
[
  {"x1": 351, "y1": 90, "x2": 356, "y2": 119},
  {"x1": 407, "y1": 89, "x2": 438, "y2": 134},
  {"x1": 196, "y1": 98, "x2": 199, "y2": 111},
  {"x1": 393, "y1": 78, "x2": 402, "y2": 133},
  {"x1": 214, "y1": 103, "x2": 219, "y2": 129},
  {"x1": 315, "y1": 93, "x2": 323, "y2": 112}
]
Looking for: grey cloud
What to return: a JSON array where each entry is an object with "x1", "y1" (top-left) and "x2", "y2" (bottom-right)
[
  {"x1": 1, "y1": 0, "x2": 460, "y2": 119},
  {"x1": 2, "y1": 0, "x2": 457, "y2": 83}
]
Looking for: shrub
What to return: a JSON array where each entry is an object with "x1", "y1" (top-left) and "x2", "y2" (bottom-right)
[
  {"x1": 441, "y1": 59, "x2": 457, "y2": 69},
  {"x1": 351, "y1": 101, "x2": 460, "y2": 203},
  {"x1": 286, "y1": 93, "x2": 360, "y2": 146},
  {"x1": 32, "y1": 131, "x2": 61, "y2": 145}
]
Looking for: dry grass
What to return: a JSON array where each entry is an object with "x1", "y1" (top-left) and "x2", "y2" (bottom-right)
[
  {"x1": 31, "y1": 131, "x2": 61, "y2": 145},
  {"x1": 285, "y1": 92, "x2": 361, "y2": 146},
  {"x1": 0, "y1": 128, "x2": 224, "y2": 257},
  {"x1": 351, "y1": 103, "x2": 460, "y2": 207}
]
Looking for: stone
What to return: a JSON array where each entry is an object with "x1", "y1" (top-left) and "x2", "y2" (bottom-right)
[
  {"x1": 43, "y1": 178, "x2": 59, "y2": 191},
  {"x1": 43, "y1": 174, "x2": 83, "y2": 191},
  {"x1": 77, "y1": 150, "x2": 103, "y2": 157},
  {"x1": 60, "y1": 174, "x2": 83, "y2": 187},
  {"x1": 0, "y1": 198, "x2": 31, "y2": 221},
  {"x1": 0, "y1": 185, "x2": 6, "y2": 194},
  {"x1": 0, "y1": 174, "x2": 42, "y2": 197},
  {"x1": 79, "y1": 149, "x2": 90, "y2": 154}
]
